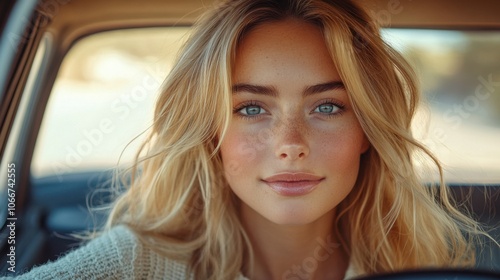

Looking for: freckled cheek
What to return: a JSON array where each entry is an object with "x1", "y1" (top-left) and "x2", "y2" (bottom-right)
[
  {"x1": 220, "y1": 125, "x2": 267, "y2": 178},
  {"x1": 314, "y1": 125, "x2": 366, "y2": 166}
]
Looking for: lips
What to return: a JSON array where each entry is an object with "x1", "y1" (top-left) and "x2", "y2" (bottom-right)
[{"x1": 262, "y1": 172, "x2": 324, "y2": 196}]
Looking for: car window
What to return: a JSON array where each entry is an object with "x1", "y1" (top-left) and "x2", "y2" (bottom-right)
[
  {"x1": 30, "y1": 27, "x2": 500, "y2": 184},
  {"x1": 30, "y1": 27, "x2": 191, "y2": 180},
  {"x1": 383, "y1": 29, "x2": 500, "y2": 184}
]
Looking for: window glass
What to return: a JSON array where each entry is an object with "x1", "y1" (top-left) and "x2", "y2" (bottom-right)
[
  {"x1": 383, "y1": 29, "x2": 500, "y2": 183},
  {"x1": 31, "y1": 27, "x2": 190, "y2": 179}
]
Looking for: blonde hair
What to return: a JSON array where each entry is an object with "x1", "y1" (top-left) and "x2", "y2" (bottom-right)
[{"x1": 104, "y1": 0, "x2": 487, "y2": 278}]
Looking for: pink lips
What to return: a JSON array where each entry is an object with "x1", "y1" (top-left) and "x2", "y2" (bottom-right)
[{"x1": 262, "y1": 172, "x2": 324, "y2": 196}]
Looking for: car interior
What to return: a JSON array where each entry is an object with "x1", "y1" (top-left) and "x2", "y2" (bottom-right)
[{"x1": 0, "y1": 0, "x2": 499, "y2": 278}]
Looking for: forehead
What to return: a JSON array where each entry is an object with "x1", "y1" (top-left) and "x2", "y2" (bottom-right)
[
  {"x1": 236, "y1": 18, "x2": 326, "y2": 56},
  {"x1": 233, "y1": 18, "x2": 340, "y2": 84}
]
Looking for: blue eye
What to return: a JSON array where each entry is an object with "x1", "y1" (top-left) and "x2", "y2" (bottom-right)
[
  {"x1": 314, "y1": 103, "x2": 340, "y2": 114},
  {"x1": 238, "y1": 105, "x2": 266, "y2": 116}
]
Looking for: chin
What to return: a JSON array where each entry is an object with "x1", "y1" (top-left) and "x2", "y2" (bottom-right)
[{"x1": 262, "y1": 204, "x2": 331, "y2": 226}]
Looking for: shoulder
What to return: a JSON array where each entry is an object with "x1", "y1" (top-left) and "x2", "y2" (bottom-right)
[
  {"x1": 1, "y1": 225, "x2": 192, "y2": 280},
  {"x1": 1, "y1": 225, "x2": 138, "y2": 279}
]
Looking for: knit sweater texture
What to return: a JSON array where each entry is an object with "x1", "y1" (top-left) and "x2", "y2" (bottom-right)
[{"x1": 1, "y1": 225, "x2": 355, "y2": 279}]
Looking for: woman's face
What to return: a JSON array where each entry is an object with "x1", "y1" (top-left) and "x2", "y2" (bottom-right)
[{"x1": 221, "y1": 18, "x2": 369, "y2": 225}]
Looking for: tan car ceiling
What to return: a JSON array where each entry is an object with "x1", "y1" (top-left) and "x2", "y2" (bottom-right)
[{"x1": 42, "y1": 0, "x2": 500, "y2": 52}]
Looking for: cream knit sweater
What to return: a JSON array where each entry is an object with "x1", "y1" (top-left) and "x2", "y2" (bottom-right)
[{"x1": 2, "y1": 225, "x2": 355, "y2": 279}]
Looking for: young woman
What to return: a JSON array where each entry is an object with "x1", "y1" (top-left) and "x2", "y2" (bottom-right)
[{"x1": 5, "y1": 0, "x2": 488, "y2": 279}]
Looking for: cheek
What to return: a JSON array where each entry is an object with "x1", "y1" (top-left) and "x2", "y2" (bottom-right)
[
  {"x1": 220, "y1": 125, "x2": 263, "y2": 179},
  {"x1": 316, "y1": 122, "x2": 366, "y2": 172}
]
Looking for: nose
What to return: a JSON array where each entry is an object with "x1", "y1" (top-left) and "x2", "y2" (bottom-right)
[
  {"x1": 274, "y1": 119, "x2": 310, "y2": 161},
  {"x1": 277, "y1": 144, "x2": 308, "y2": 160}
]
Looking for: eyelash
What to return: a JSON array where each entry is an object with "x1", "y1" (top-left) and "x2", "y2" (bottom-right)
[
  {"x1": 312, "y1": 99, "x2": 346, "y2": 118},
  {"x1": 232, "y1": 99, "x2": 346, "y2": 119},
  {"x1": 233, "y1": 101, "x2": 267, "y2": 120}
]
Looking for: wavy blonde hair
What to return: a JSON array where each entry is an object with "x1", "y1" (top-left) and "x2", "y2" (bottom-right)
[{"x1": 105, "y1": 0, "x2": 487, "y2": 278}]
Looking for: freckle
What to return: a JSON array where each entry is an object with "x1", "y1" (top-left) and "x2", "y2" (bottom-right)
[
  {"x1": 288, "y1": 118, "x2": 309, "y2": 138},
  {"x1": 246, "y1": 134, "x2": 258, "y2": 146}
]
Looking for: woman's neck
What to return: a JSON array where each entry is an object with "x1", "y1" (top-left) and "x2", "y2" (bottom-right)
[{"x1": 240, "y1": 205, "x2": 349, "y2": 280}]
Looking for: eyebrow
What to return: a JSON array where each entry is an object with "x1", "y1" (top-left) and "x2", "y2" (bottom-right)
[
  {"x1": 232, "y1": 84, "x2": 278, "y2": 97},
  {"x1": 232, "y1": 81, "x2": 345, "y2": 97},
  {"x1": 304, "y1": 81, "x2": 345, "y2": 96}
]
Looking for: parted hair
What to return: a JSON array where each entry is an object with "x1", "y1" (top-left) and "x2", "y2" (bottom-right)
[{"x1": 105, "y1": 0, "x2": 485, "y2": 279}]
